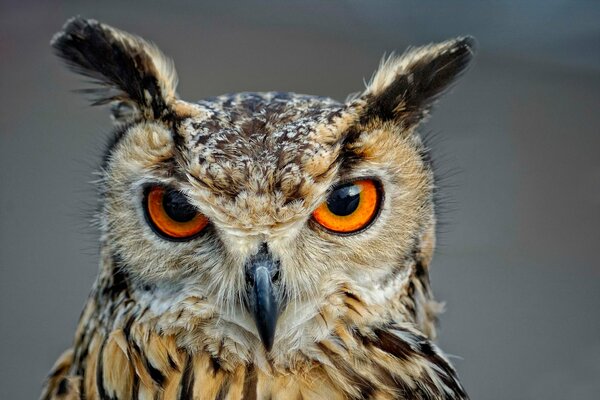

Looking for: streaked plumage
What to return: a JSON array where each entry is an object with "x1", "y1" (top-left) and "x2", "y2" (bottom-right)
[{"x1": 43, "y1": 17, "x2": 474, "y2": 399}]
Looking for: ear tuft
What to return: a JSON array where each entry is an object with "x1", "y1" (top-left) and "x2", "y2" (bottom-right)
[
  {"x1": 51, "y1": 17, "x2": 179, "y2": 122},
  {"x1": 359, "y1": 37, "x2": 475, "y2": 128}
]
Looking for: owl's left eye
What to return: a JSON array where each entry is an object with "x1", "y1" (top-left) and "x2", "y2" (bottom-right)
[
  {"x1": 143, "y1": 186, "x2": 209, "y2": 240},
  {"x1": 312, "y1": 179, "x2": 382, "y2": 234}
]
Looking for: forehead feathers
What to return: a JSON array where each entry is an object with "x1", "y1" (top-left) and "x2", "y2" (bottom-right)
[{"x1": 177, "y1": 93, "x2": 357, "y2": 220}]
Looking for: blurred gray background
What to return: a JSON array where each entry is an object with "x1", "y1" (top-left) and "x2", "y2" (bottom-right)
[{"x1": 1, "y1": 1, "x2": 599, "y2": 399}]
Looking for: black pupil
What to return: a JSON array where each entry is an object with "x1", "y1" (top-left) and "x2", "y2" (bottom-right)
[
  {"x1": 327, "y1": 183, "x2": 361, "y2": 216},
  {"x1": 162, "y1": 190, "x2": 197, "y2": 222}
]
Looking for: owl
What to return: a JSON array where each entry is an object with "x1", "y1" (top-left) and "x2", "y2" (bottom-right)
[{"x1": 42, "y1": 17, "x2": 474, "y2": 400}]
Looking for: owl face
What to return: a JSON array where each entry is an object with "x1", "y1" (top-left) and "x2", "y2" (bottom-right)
[{"x1": 53, "y1": 18, "x2": 473, "y2": 359}]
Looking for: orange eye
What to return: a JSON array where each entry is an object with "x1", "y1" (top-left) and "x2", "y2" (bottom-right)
[
  {"x1": 312, "y1": 179, "x2": 382, "y2": 234},
  {"x1": 144, "y1": 186, "x2": 209, "y2": 240}
]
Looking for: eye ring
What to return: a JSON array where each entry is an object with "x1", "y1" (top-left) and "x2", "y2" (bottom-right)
[
  {"x1": 143, "y1": 185, "x2": 209, "y2": 241},
  {"x1": 312, "y1": 178, "x2": 383, "y2": 235}
]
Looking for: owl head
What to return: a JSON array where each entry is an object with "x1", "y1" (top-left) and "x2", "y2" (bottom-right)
[{"x1": 52, "y1": 18, "x2": 473, "y2": 365}]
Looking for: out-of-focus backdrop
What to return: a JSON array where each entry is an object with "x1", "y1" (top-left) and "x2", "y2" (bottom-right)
[{"x1": 1, "y1": 1, "x2": 599, "y2": 399}]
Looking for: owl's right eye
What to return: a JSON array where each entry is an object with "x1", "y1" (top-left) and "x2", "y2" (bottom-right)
[{"x1": 143, "y1": 186, "x2": 209, "y2": 240}]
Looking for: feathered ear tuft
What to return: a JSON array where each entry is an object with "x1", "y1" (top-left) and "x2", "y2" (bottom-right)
[
  {"x1": 358, "y1": 37, "x2": 475, "y2": 128},
  {"x1": 51, "y1": 17, "x2": 179, "y2": 123}
]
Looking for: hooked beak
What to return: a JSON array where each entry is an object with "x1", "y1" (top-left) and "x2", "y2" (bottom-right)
[{"x1": 245, "y1": 244, "x2": 280, "y2": 352}]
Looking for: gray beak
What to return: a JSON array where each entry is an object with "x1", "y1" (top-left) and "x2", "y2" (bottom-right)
[{"x1": 245, "y1": 244, "x2": 280, "y2": 352}]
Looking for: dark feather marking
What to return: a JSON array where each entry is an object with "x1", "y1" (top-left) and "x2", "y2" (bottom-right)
[
  {"x1": 345, "y1": 302, "x2": 364, "y2": 317},
  {"x1": 96, "y1": 337, "x2": 117, "y2": 400},
  {"x1": 343, "y1": 291, "x2": 361, "y2": 303},
  {"x1": 74, "y1": 338, "x2": 89, "y2": 400},
  {"x1": 144, "y1": 354, "x2": 166, "y2": 387},
  {"x1": 415, "y1": 260, "x2": 427, "y2": 280},
  {"x1": 210, "y1": 355, "x2": 221, "y2": 376},
  {"x1": 56, "y1": 378, "x2": 69, "y2": 396},
  {"x1": 170, "y1": 116, "x2": 190, "y2": 156},
  {"x1": 132, "y1": 372, "x2": 140, "y2": 399},
  {"x1": 74, "y1": 337, "x2": 90, "y2": 374},
  {"x1": 418, "y1": 340, "x2": 435, "y2": 357},
  {"x1": 103, "y1": 253, "x2": 130, "y2": 300},
  {"x1": 167, "y1": 353, "x2": 180, "y2": 372},
  {"x1": 178, "y1": 355, "x2": 194, "y2": 400},
  {"x1": 122, "y1": 314, "x2": 136, "y2": 342},
  {"x1": 147, "y1": 364, "x2": 166, "y2": 388},
  {"x1": 337, "y1": 127, "x2": 364, "y2": 171},
  {"x1": 130, "y1": 339, "x2": 166, "y2": 387},
  {"x1": 79, "y1": 371, "x2": 86, "y2": 400},
  {"x1": 215, "y1": 377, "x2": 230, "y2": 400},
  {"x1": 405, "y1": 280, "x2": 417, "y2": 318},
  {"x1": 241, "y1": 364, "x2": 257, "y2": 400},
  {"x1": 373, "y1": 329, "x2": 413, "y2": 360}
]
